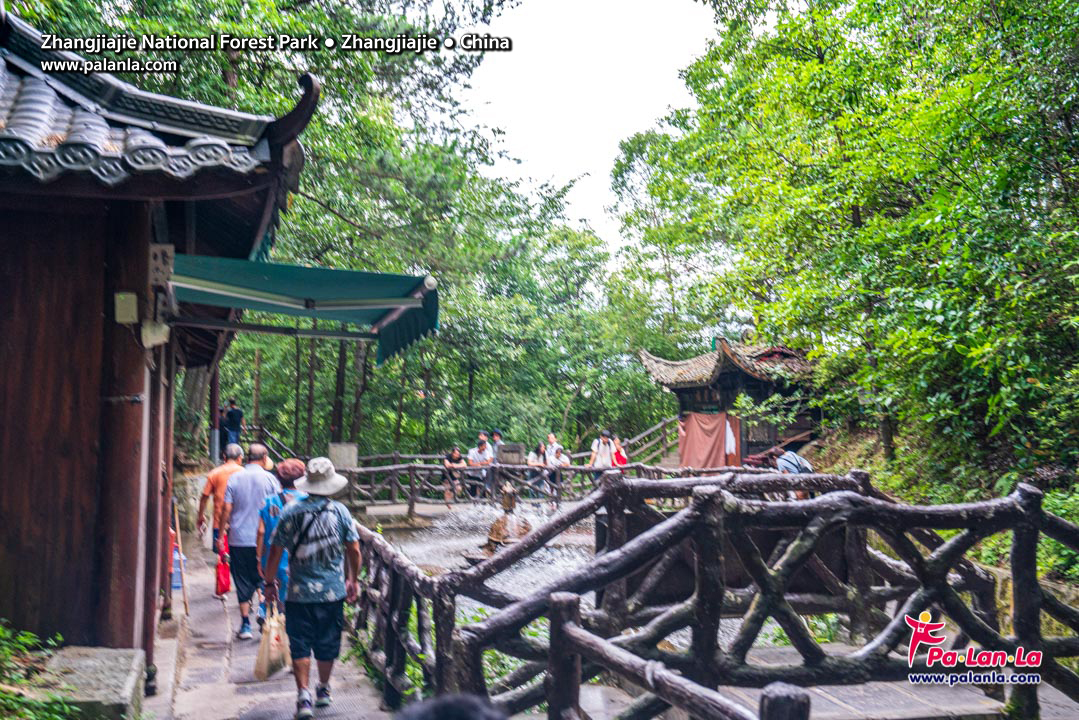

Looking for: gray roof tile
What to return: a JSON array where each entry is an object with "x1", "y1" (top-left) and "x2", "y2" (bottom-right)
[{"x1": 0, "y1": 15, "x2": 271, "y2": 186}]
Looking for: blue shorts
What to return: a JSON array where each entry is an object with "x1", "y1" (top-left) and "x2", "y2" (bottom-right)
[{"x1": 285, "y1": 600, "x2": 345, "y2": 661}]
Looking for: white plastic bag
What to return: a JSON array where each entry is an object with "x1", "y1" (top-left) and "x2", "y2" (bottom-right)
[{"x1": 254, "y1": 606, "x2": 291, "y2": 680}]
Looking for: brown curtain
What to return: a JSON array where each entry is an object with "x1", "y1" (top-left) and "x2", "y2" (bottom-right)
[{"x1": 678, "y1": 412, "x2": 741, "y2": 468}]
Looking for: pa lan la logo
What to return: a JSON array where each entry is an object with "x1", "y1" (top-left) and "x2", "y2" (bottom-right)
[{"x1": 904, "y1": 610, "x2": 1042, "y2": 668}]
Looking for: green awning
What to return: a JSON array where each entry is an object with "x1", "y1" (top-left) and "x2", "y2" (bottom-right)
[{"x1": 169, "y1": 254, "x2": 438, "y2": 363}]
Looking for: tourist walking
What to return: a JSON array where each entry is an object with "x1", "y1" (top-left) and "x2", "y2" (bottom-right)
[
  {"x1": 198, "y1": 443, "x2": 244, "y2": 558},
  {"x1": 442, "y1": 446, "x2": 467, "y2": 507},
  {"x1": 224, "y1": 398, "x2": 246, "y2": 445},
  {"x1": 587, "y1": 429, "x2": 617, "y2": 481},
  {"x1": 256, "y1": 458, "x2": 307, "y2": 626},
  {"x1": 223, "y1": 444, "x2": 279, "y2": 640},
  {"x1": 217, "y1": 408, "x2": 229, "y2": 460},
  {"x1": 263, "y1": 457, "x2": 360, "y2": 720}
]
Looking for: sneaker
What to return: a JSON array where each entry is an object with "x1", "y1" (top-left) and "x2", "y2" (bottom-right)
[
  {"x1": 236, "y1": 619, "x2": 252, "y2": 640},
  {"x1": 315, "y1": 684, "x2": 332, "y2": 707},
  {"x1": 294, "y1": 695, "x2": 314, "y2": 720}
]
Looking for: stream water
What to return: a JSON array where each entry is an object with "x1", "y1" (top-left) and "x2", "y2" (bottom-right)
[{"x1": 382, "y1": 503, "x2": 752, "y2": 647}]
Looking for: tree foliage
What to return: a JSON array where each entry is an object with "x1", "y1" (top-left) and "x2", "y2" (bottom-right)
[
  {"x1": 622, "y1": 0, "x2": 1079, "y2": 493},
  {"x1": 15, "y1": 0, "x2": 678, "y2": 456}
]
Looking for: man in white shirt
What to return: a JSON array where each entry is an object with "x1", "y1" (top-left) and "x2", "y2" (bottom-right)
[
  {"x1": 467, "y1": 436, "x2": 494, "y2": 497},
  {"x1": 544, "y1": 432, "x2": 563, "y2": 463},
  {"x1": 588, "y1": 429, "x2": 616, "y2": 482}
]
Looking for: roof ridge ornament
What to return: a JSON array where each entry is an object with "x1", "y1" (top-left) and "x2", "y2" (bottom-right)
[{"x1": 265, "y1": 73, "x2": 320, "y2": 146}]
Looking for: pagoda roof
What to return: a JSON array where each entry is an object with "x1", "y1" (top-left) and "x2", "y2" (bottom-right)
[
  {"x1": 639, "y1": 339, "x2": 813, "y2": 389},
  {"x1": 0, "y1": 13, "x2": 317, "y2": 189}
]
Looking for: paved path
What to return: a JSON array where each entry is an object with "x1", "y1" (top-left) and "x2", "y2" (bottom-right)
[{"x1": 147, "y1": 535, "x2": 389, "y2": 720}]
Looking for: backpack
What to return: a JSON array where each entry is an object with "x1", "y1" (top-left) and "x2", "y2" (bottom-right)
[{"x1": 781, "y1": 450, "x2": 814, "y2": 474}]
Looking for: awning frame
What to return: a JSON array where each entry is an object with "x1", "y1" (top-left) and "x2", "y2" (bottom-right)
[{"x1": 167, "y1": 316, "x2": 377, "y2": 341}]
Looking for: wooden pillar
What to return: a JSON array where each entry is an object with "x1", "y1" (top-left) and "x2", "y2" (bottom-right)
[
  {"x1": 546, "y1": 593, "x2": 582, "y2": 720},
  {"x1": 96, "y1": 202, "x2": 152, "y2": 648},
  {"x1": 160, "y1": 345, "x2": 177, "y2": 618},
  {"x1": 142, "y1": 346, "x2": 166, "y2": 688}
]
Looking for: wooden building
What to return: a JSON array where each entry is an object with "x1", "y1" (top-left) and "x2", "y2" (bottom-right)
[
  {"x1": 639, "y1": 339, "x2": 817, "y2": 466},
  {"x1": 0, "y1": 12, "x2": 437, "y2": 685}
]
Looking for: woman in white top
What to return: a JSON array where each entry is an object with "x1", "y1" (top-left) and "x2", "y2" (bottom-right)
[{"x1": 526, "y1": 442, "x2": 549, "y2": 497}]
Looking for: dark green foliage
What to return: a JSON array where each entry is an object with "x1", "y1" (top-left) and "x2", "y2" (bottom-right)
[{"x1": 0, "y1": 622, "x2": 78, "y2": 720}]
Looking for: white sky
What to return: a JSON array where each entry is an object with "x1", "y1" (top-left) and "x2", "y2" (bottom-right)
[{"x1": 461, "y1": 0, "x2": 717, "y2": 245}]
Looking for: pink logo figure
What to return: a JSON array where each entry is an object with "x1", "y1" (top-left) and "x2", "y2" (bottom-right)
[{"x1": 904, "y1": 610, "x2": 947, "y2": 666}]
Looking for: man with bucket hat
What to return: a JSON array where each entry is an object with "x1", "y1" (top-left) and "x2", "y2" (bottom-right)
[{"x1": 263, "y1": 457, "x2": 360, "y2": 720}]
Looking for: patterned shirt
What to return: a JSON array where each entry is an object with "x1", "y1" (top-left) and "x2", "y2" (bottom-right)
[{"x1": 270, "y1": 496, "x2": 358, "y2": 603}]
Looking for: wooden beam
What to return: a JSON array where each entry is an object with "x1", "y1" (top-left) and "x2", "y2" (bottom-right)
[{"x1": 169, "y1": 316, "x2": 376, "y2": 341}]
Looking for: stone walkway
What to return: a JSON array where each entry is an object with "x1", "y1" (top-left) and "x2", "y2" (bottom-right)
[{"x1": 145, "y1": 534, "x2": 389, "y2": 720}]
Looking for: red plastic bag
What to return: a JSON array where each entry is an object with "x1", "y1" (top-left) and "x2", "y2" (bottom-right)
[{"x1": 216, "y1": 533, "x2": 231, "y2": 596}]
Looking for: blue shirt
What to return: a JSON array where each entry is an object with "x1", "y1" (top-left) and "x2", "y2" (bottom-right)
[
  {"x1": 260, "y1": 488, "x2": 307, "y2": 561},
  {"x1": 271, "y1": 496, "x2": 359, "y2": 603},
  {"x1": 224, "y1": 463, "x2": 278, "y2": 547}
]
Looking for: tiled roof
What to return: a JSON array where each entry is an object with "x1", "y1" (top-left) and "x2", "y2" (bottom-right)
[
  {"x1": 0, "y1": 14, "x2": 271, "y2": 186},
  {"x1": 639, "y1": 339, "x2": 813, "y2": 388}
]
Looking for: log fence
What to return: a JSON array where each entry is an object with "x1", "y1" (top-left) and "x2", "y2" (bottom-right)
[
  {"x1": 338, "y1": 461, "x2": 759, "y2": 517},
  {"x1": 349, "y1": 467, "x2": 1079, "y2": 719}
]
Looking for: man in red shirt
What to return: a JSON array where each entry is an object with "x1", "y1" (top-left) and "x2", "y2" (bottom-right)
[{"x1": 198, "y1": 443, "x2": 245, "y2": 555}]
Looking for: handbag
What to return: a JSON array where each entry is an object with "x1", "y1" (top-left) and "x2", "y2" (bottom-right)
[
  {"x1": 215, "y1": 532, "x2": 231, "y2": 596},
  {"x1": 253, "y1": 605, "x2": 291, "y2": 680}
]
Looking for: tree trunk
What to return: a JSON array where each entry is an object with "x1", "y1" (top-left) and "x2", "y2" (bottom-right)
[
  {"x1": 179, "y1": 366, "x2": 212, "y2": 440},
  {"x1": 467, "y1": 362, "x2": 475, "y2": 427},
  {"x1": 293, "y1": 319, "x2": 301, "y2": 449},
  {"x1": 253, "y1": 348, "x2": 261, "y2": 430},
  {"x1": 881, "y1": 413, "x2": 897, "y2": 462},
  {"x1": 349, "y1": 341, "x2": 370, "y2": 444},
  {"x1": 422, "y1": 352, "x2": 433, "y2": 451},
  {"x1": 330, "y1": 327, "x2": 349, "y2": 443},
  {"x1": 306, "y1": 318, "x2": 317, "y2": 456},
  {"x1": 393, "y1": 356, "x2": 408, "y2": 450}
]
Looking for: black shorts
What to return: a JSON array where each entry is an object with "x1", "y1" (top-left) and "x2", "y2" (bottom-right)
[
  {"x1": 285, "y1": 600, "x2": 345, "y2": 661},
  {"x1": 230, "y1": 546, "x2": 262, "y2": 605}
]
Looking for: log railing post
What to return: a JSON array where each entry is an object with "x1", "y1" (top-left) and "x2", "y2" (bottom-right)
[
  {"x1": 846, "y1": 469, "x2": 874, "y2": 642},
  {"x1": 759, "y1": 682, "x2": 811, "y2": 720},
  {"x1": 1007, "y1": 483, "x2": 1044, "y2": 719},
  {"x1": 433, "y1": 590, "x2": 457, "y2": 694},
  {"x1": 407, "y1": 466, "x2": 417, "y2": 520},
  {"x1": 547, "y1": 593, "x2": 582, "y2": 720},
  {"x1": 692, "y1": 487, "x2": 723, "y2": 690},
  {"x1": 451, "y1": 629, "x2": 487, "y2": 696},
  {"x1": 601, "y1": 472, "x2": 628, "y2": 628},
  {"x1": 382, "y1": 569, "x2": 405, "y2": 708}
]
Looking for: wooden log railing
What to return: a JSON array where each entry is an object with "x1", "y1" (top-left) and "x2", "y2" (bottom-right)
[
  {"x1": 350, "y1": 469, "x2": 1079, "y2": 719},
  {"x1": 337, "y1": 461, "x2": 770, "y2": 517}
]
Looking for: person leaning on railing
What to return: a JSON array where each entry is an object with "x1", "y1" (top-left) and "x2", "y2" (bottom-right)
[
  {"x1": 546, "y1": 445, "x2": 571, "y2": 500},
  {"x1": 525, "y1": 442, "x2": 550, "y2": 498},
  {"x1": 442, "y1": 446, "x2": 467, "y2": 508}
]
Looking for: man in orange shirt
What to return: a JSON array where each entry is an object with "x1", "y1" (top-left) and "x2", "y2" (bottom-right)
[{"x1": 198, "y1": 443, "x2": 245, "y2": 556}]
